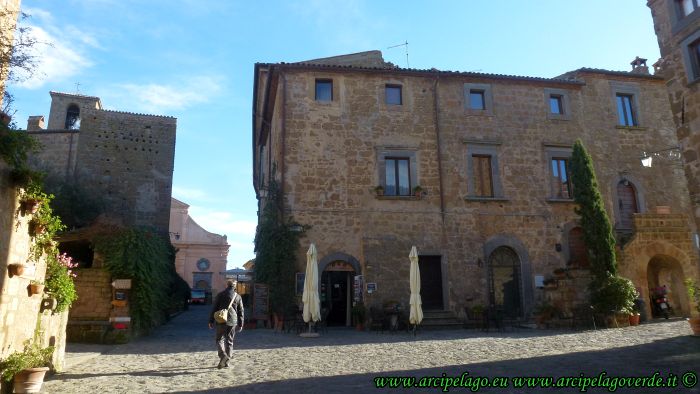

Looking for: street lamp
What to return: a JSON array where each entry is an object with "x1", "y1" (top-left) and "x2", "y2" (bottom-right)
[{"x1": 641, "y1": 146, "x2": 681, "y2": 168}]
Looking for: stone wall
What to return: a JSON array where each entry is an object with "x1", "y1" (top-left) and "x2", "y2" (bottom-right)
[
  {"x1": 648, "y1": 0, "x2": 700, "y2": 237},
  {"x1": 255, "y1": 59, "x2": 699, "y2": 322},
  {"x1": 27, "y1": 93, "x2": 177, "y2": 233},
  {"x1": 0, "y1": 0, "x2": 21, "y2": 103},
  {"x1": 0, "y1": 161, "x2": 68, "y2": 380},
  {"x1": 65, "y1": 268, "x2": 114, "y2": 343}
]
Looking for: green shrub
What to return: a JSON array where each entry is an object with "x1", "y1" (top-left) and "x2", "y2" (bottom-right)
[
  {"x1": 0, "y1": 342, "x2": 54, "y2": 382},
  {"x1": 591, "y1": 275, "x2": 638, "y2": 314}
]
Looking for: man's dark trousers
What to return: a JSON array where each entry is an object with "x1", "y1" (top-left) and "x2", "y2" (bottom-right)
[{"x1": 215, "y1": 323, "x2": 236, "y2": 363}]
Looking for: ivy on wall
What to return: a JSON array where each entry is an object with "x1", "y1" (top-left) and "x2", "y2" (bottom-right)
[
  {"x1": 94, "y1": 228, "x2": 190, "y2": 332},
  {"x1": 254, "y1": 178, "x2": 304, "y2": 315}
]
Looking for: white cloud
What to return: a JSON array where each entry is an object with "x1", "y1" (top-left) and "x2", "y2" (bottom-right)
[
  {"x1": 116, "y1": 75, "x2": 223, "y2": 113},
  {"x1": 187, "y1": 207, "x2": 257, "y2": 238},
  {"x1": 12, "y1": 8, "x2": 97, "y2": 89},
  {"x1": 172, "y1": 186, "x2": 215, "y2": 203}
]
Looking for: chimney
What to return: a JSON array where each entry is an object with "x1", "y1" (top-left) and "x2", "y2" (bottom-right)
[
  {"x1": 27, "y1": 115, "x2": 45, "y2": 131},
  {"x1": 630, "y1": 56, "x2": 649, "y2": 75}
]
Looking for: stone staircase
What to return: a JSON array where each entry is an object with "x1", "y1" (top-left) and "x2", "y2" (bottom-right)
[{"x1": 419, "y1": 309, "x2": 463, "y2": 330}]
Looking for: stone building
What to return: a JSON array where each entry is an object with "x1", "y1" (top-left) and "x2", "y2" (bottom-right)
[
  {"x1": 0, "y1": 0, "x2": 21, "y2": 105},
  {"x1": 648, "y1": 1, "x2": 700, "y2": 257},
  {"x1": 253, "y1": 51, "x2": 700, "y2": 327},
  {"x1": 169, "y1": 197, "x2": 230, "y2": 295},
  {"x1": 26, "y1": 91, "x2": 177, "y2": 233}
]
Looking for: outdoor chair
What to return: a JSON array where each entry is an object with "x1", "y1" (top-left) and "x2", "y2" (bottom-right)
[{"x1": 369, "y1": 307, "x2": 386, "y2": 333}]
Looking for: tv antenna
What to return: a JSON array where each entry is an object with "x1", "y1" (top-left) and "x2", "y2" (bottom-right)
[{"x1": 388, "y1": 41, "x2": 409, "y2": 68}]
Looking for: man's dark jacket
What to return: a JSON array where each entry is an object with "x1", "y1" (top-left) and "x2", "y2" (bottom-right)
[{"x1": 209, "y1": 287, "x2": 244, "y2": 327}]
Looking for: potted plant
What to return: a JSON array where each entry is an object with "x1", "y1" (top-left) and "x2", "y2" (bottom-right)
[
  {"x1": 543, "y1": 277, "x2": 557, "y2": 289},
  {"x1": 28, "y1": 218, "x2": 46, "y2": 236},
  {"x1": 591, "y1": 275, "x2": 637, "y2": 328},
  {"x1": 28, "y1": 280, "x2": 44, "y2": 296},
  {"x1": 684, "y1": 278, "x2": 700, "y2": 336},
  {"x1": 374, "y1": 185, "x2": 385, "y2": 196},
  {"x1": 351, "y1": 303, "x2": 366, "y2": 331},
  {"x1": 534, "y1": 302, "x2": 558, "y2": 328},
  {"x1": 0, "y1": 342, "x2": 54, "y2": 393},
  {"x1": 413, "y1": 185, "x2": 423, "y2": 197},
  {"x1": 629, "y1": 301, "x2": 641, "y2": 326},
  {"x1": 553, "y1": 268, "x2": 569, "y2": 279}
]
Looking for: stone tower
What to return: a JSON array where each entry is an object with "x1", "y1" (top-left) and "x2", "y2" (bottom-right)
[{"x1": 0, "y1": 0, "x2": 22, "y2": 105}]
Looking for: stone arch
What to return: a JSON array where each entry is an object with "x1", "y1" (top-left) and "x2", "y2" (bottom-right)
[
  {"x1": 611, "y1": 175, "x2": 647, "y2": 228},
  {"x1": 483, "y1": 235, "x2": 533, "y2": 316},
  {"x1": 65, "y1": 103, "x2": 81, "y2": 130},
  {"x1": 647, "y1": 254, "x2": 689, "y2": 317},
  {"x1": 318, "y1": 252, "x2": 361, "y2": 274},
  {"x1": 621, "y1": 240, "x2": 693, "y2": 318}
]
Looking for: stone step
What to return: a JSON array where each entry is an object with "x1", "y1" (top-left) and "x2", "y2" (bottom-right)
[{"x1": 420, "y1": 310, "x2": 463, "y2": 330}]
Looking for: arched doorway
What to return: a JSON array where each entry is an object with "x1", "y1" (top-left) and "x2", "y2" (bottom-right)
[
  {"x1": 488, "y1": 246, "x2": 522, "y2": 318},
  {"x1": 321, "y1": 261, "x2": 355, "y2": 327},
  {"x1": 647, "y1": 255, "x2": 688, "y2": 317},
  {"x1": 617, "y1": 180, "x2": 639, "y2": 229}
]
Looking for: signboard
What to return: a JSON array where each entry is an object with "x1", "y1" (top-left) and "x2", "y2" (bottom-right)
[
  {"x1": 112, "y1": 279, "x2": 132, "y2": 289},
  {"x1": 253, "y1": 283, "x2": 269, "y2": 321},
  {"x1": 367, "y1": 282, "x2": 377, "y2": 294},
  {"x1": 353, "y1": 275, "x2": 364, "y2": 303}
]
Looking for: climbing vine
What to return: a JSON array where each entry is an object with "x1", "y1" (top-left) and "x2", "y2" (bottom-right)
[
  {"x1": 254, "y1": 178, "x2": 305, "y2": 315},
  {"x1": 93, "y1": 228, "x2": 190, "y2": 332}
]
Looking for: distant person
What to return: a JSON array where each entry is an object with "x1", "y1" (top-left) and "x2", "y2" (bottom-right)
[{"x1": 209, "y1": 280, "x2": 244, "y2": 369}]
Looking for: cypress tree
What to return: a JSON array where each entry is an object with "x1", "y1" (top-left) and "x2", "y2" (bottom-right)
[{"x1": 569, "y1": 139, "x2": 617, "y2": 279}]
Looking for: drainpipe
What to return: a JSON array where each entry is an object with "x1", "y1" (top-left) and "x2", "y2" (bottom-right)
[
  {"x1": 280, "y1": 71, "x2": 287, "y2": 221},
  {"x1": 433, "y1": 76, "x2": 446, "y2": 224}
]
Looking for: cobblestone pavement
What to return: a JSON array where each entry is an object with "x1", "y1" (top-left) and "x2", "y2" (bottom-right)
[{"x1": 43, "y1": 306, "x2": 699, "y2": 394}]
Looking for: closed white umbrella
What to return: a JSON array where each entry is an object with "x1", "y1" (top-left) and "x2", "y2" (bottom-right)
[
  {"x1": 302, "y1": 243, "x2": 321, "y2": 335},
  {"x1": 409, "y1": 246, "x2": 423, "y2": 330}
]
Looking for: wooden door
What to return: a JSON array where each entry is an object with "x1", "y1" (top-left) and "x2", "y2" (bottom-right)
[
  {"x1": 419, "y1": 255, "x2": 443, "y2": 310},
  {"x1": 617, "y1": 182, "x2": 639, "y2": 229}
]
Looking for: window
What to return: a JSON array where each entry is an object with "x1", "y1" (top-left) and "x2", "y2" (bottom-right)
[
  {"x1": 472, "y1": 155, "x2": 493, "y2": 197},
  {"x1": 315, "y1": 79, "x2": 333, "y2": 102},
  {"x1": 465, "y1": 141, "x2": 503, "y2": 199},
  {"x1": 551, "y1": 158, "x2": 572, "y2": 199},
  {"x1": 681, "y1": 30, "x2": 700, "y2": 83},
  {"x1": 65, "y1": 104, "x2": 80, "y2": 130},
  {"x1": 385, "y1": 84, "x2": 402, "y2": 105},
  {"x1": 549, "y1": 95, "x2": 563, "y2": 114},
  {"x1": 469, "y1": 90, "x2": 485, "y2": 110},
  {"x1": 677, "y1": 0, "x2": 698, "y2": 17},
  {"x1": 616, "y1": 94, "x2": 637, "y2": 126},
  {"x1": 464, "y1": 83, "x2": 493, "y2": 115},
  {"x1": 385, "y1": 157, "x2": 411, "y2": 196}
]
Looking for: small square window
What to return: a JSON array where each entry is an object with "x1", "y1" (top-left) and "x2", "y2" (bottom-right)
[
  {"x1": 469, "y1": 90, "x2": 485, "y2": 110},
  {"x1": 677, "y1": 0, "x2": 699, "y2": 17},
  {"x1": 386, "y1": 84, "x2": 402, "y2": 105},
  {"x1": 315, "y1": 79, "x2": 333, "y2": 102},
  {"x1": 616, "y1": 94, "x2": 637, "y2": 126},
  {"x1": 549, "y1": 95, "x2": 563, "y2": 115}
]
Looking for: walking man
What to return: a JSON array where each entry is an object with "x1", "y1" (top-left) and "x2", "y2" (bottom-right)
[{"x1": 209, "y1": 280, "x2": 244, "y2": 369}]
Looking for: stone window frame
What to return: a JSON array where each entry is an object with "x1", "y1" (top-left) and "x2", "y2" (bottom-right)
[
  {"x1": 376, "y1": 147, "x2": 418, "y2": 198},
  {"x1": 610, "y1": 82, "x2": 643, "y2": 128},
  {"x1": 385, "y1": 84, "x2": 402, "y2": 106},
  {"x1": 670, "y1": 0, "x2": 700, "y2": 34},
  {"x1": 463, "y1": 83, "x2": 494, "y2": 116},
  {"x1": 464, "y1": 140, "x2": 505, "y2": 201},
  {"x1": 544, "y1": 145, "x2": 574, "y2": 202},
  {"x1": 680, "y1": 29, "x2": 700, "y2": 85},
  {"x1": 544, "y1": 88, "x2": 571, "y2": 121}
]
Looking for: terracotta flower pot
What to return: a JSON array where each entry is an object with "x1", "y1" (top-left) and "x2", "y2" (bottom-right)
[
  {"x1": 8, "y1": 264, "x2": 25, "y2": 277},
  {"x1": 29, "y1": 220, "x2": 46, "y2": 236},
  {"x1": 20, "y1": 199, "x2": 42, "y2": 215},
  {"x1": 29, "y1": 283, "x2": 44, "y2": 296},
  {"x1": 13, "y1": 366, "x2": 49, "y2": 393},
  {"x1": 689, "y1": 317, "x2": 700, "y2": 336},
  {"x1": 629, "y1": 313, "x2": 640, "y2": 326}
]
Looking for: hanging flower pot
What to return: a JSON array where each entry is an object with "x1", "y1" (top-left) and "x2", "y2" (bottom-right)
[
  {"x1": 29, "y1": 220, "x2": 46, "y2": 236},
  {"x1": 20, "y1": 198, "x2": 42, "y2": 215},
  {"x1": 8, "y1": 264, "x2": 26, "y2": 277},
  {"x1": 29, "y1": 282, "x2": 45, "y2": 296}
]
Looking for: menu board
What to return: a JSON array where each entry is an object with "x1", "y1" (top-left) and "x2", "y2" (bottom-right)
[{"x1": 253, "y1": 283, "x2": 269, "y2": 321}]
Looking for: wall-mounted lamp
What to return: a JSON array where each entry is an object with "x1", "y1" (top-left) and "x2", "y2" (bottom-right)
[
  {"x1": 477, "y1": 258, "x2": 483, "y2": 268},
  {"x1": 169, "y1": 232, "x2": 180, "y2": 240},
  {"x1": 289, "y1": 224, "x2": 304, "y2": 233},
  {"x1": 555, "y1": 243, "x2": 562, "y2": 252}
]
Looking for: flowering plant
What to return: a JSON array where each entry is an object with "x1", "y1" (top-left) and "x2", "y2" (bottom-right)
[{"x1": 44, "y1": 252, "x2": 78, "y2": 312}]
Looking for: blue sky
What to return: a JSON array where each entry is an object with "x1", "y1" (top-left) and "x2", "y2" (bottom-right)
[{"x1": 8, "y1": 0, "x2": 661, "y2": 269}]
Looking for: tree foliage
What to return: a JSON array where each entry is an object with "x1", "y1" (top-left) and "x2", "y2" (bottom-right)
[
  {"x1": 94, "y1": 228, "x2": 190, "y2": 332},
  {"x1": 254, "y1": 178, "x2": 303, "y2": 315},
  {"x1": 570, "y1": 139, "x2": 617, "y2": 279}
]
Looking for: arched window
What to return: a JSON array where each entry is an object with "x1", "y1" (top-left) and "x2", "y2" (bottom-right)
[
  {"x1": 65, "y1": 104, "x2": 80, "y2": 129},
  {"x1": 568, "y1": 227, "x2": 589, "y2": 268},
  {"x1": 617, "y1": 180, "x2": 639, "y2": 229}
]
